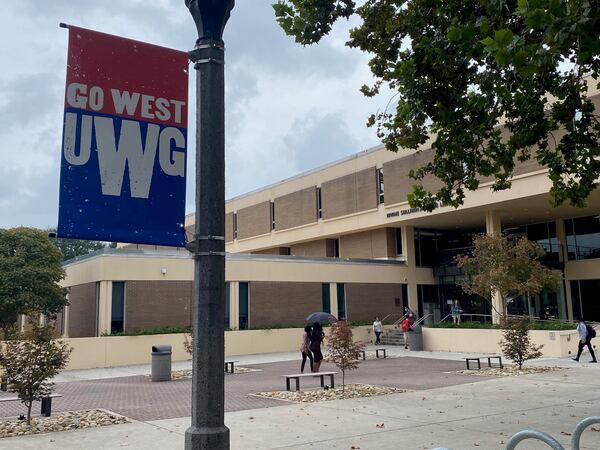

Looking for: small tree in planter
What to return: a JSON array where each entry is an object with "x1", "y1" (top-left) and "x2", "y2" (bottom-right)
[
  {"x1": 0, "y1": 323, "x2": 71, "y2": 425},
  {"x1": 500, "y1": 317, "x2": 543, "y2": 369},
  {"x1": 455, "y1": 234, "x2": 561, "y2": 319},
  {"x1": 326, "y1": 320, "x2": 365, "y2": 391}
]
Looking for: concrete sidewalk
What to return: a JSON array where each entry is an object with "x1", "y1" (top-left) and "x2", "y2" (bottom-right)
[
  {"x1": 53, "y1": 345, "x2": 599, "y2": 383},
  {"x1": 4, "y1": 365, "x2": 599, "y2": 450}
]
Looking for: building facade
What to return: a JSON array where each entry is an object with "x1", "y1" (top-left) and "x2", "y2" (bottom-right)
[{"x1": 60, "y1": 87, "x2": 600, "y2": 337}]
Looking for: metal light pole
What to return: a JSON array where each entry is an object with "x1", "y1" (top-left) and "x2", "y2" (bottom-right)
[{"x1": 184, "y1": 1, "x2": 234, "y2": 449}]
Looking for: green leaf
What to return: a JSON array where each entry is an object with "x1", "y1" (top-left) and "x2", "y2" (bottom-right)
[
  {"x1": 481, "y1": 36, "x2": 496, "y2": 48},
  {"x1": 494, "y1": 29, "x2": 514, "y2": 47},
  {"x1": 447, "y1": 26, "x2": 461, "y2": 43},
  {"x1": 495, "y1": 48, "x2": 511, "y2": 65}
]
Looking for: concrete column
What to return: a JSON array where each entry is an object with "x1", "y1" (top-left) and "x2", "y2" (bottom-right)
[
  {"x1": 229, "y1": 282, "x2": 239, "y2": 330},
  {"x1": 485, "y1": 211, "x2": 504, "y2": 323},
  {"x1": 62, "y1": 305, "x2": 70, "y2": 338},
  {"x1": 401, "y1": 225, "x2": 420, "y2": 314},
  {"x1": 97, "y1": 281, "x2": 112, "y2": 336},
  {"x1": 329, "y1": 283, "x2": 339, "y2": 319},
  {"x1": 556, "y1": 218, "x2": 573, "y2": 320}
]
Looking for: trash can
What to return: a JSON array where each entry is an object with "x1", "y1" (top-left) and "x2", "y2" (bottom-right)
[
  {"x1": 151, "y1": 344, "x2": 172, "y2": 382},
  {"x1": 407, "y1": 326, "x2": 423, "y2": 351}
]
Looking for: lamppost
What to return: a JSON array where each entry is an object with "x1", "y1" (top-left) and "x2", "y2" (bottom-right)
[{"x1": 184, "y1": 1, "x2": 235, "y2": 449}]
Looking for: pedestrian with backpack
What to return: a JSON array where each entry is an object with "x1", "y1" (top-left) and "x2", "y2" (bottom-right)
[{"x1": 572, "y1": 317, "x2": 597, "y2": 363}]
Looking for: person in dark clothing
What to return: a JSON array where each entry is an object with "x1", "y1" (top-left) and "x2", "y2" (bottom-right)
[
  {"x1": 300, "y1": 325, "x2": 313, "y2": 373},
  {"x1": 310, "y1": 322, "x2": 325, "y2": 372},
  {"x1": 573, "y1": 317, "x2": 597, "y2": 363}
]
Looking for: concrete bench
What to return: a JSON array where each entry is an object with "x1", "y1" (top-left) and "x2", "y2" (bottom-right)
[
  {"x1": 357, "y1": 348, "x2": 387, "y2": 360},
  {"x1": 283, "y1": 371, "x2": 338, "y2": 391},
  {"x1": 224, "y1": 361, "x2": 239, "y2": 374},
  {"x1": 465, "y1": 356, "x2": 503, "y2": 370},
  {"x1": 0, "y1": 393, "x2": 62, "y2": 417}
]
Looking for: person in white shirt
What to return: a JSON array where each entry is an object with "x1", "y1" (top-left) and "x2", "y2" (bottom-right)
[
  {"x1": 373, "y1": 318, "x2": 383, "y2": 345},
  {"x1": 573, "y1": 317, "x2": 597, "y2": 363}
]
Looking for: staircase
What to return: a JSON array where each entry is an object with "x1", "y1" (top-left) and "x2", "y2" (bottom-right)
[{"x1": 381, "y1": 328, "x2": 406, "y2": 347}]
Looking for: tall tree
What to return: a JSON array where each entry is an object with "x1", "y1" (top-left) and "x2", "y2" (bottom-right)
[
  {"x1": 46, "y1": 228, "x2": 106, "y2": 261},
  {"x1": 273, "y1": 0, "x2": 600, "y2": 211},
  {"x1": 455, "y1": 234, "x2": 561, "y2": 318},
  {"x1": 0, "y1": 228, "x2": 68, "y2": 339}
]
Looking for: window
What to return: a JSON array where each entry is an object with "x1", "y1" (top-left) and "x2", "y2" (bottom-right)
[
  {"x1": 111, "y1": 281, "x2": 125, "y2": 334},
  {"x1": 316, "y1": 187, "x2": 323, "y2": 219},
  {"x1": 336, "y1": 283, "x2": 346, "y2": 320},
  {"x1": 334, "y1": 238, "x2": 340, "y2": 258},
  {"x1": 565, "y1": 216, "x2": 600, "y2": 260},
  {"x1": 270, "y1": 202, "x2": 275, "y2": 230},
  {"x1": 377, "y1": 168, "x2": 384, "y2": 204},
  {"x1": 233, "y1": 213, "x2": 238, "y2": 239},
  {"x1": 239, "y1": 282, "x2": 249, "y2": 330},
  {"x1": 321, "y1": 284, "x2": 331, "y2": 314},
  {"x1": 395, "y1": 228, "x2": 403, "y2": 255},
  {"x1": 224, "y1": 282, "x2": 230, "y2": 329}
]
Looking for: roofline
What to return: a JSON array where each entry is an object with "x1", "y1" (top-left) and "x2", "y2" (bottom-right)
[{"x1": 63, "y1": 247, "x2": 407, "y2": 268}]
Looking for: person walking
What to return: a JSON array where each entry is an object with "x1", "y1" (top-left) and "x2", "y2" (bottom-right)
[
  {"x1": 401, "y1": 316, "x2": 412, "y2": 350},
  {"x1": 451, "y1": 299, "x2": 463, "y2": 325},
  {"x1": 310, "y1": 322, "x2": 325, "y2": 372},
  {"x1": 573, "y1": 317, "x2": 597, "y2": 363},
  {"x1": 300, "y1": 325, "x2": 313, "y2": 373},
  {"x1": 373, "y1": 317, "x2": 383, "y2": 345}
]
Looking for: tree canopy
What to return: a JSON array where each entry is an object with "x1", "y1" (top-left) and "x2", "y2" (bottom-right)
[
  {"x1": 455, "y1": 234, "x2": 561, "y2": 316},
  {"x1": 46, "y1": 227, "x2": 107, "y2": 261},
  {"x1": 273, "y1": 0, "x2": 600, "y2": 211},
  {"x1": 0, "y1": 228, "x2": 68, "y2": 337}
]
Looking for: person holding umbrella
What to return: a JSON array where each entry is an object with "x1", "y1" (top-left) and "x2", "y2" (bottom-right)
[{"x1": 310, "y1": 322, "x2": 325, "y2": 373}]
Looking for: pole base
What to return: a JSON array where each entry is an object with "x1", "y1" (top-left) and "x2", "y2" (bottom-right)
[{"x1": 185, "y1": 425, "x2": 230, "y2": 450}]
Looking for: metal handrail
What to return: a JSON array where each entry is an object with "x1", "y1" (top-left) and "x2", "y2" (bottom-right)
[
  {"x1": 381, "y1": 313, "x2": 405, "y2": 325},
  {"x1": 393, "y1": 314, "x2": 408, "y2": 327},
  {"x1": 432, "y1": 416, "x2": 600, "y2": 450},
  {"x1": 413, "y1": 313, "x2": 431, "y2": 327}
]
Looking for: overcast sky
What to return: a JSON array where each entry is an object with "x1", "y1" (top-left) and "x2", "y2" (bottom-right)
[{"x1": 0, "y1": 0, "x2": 384, "y2": 229}]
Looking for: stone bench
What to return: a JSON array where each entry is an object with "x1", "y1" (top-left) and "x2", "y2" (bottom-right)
[
  {"x1": 465, "y1": 356, "x2": 503, "y2": 370},
  {"x1": 283, "y1": 371, "x2": 337, "y2": 391},
  {"x1": 357, "y1": 348, "x2": 387, "y2": 360},
  {"x1": 224, "y1": 361, "x2": 239, "y2": 374}
]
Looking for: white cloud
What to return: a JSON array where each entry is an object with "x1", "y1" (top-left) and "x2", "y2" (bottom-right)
[{"x1": 0, "y1": 0, "x2": 384, "y2": 228}]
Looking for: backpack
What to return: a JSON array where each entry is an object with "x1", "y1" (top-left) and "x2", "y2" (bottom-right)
[{"x1": 586, "y1": 324, "x2": 597, "y2": 339}]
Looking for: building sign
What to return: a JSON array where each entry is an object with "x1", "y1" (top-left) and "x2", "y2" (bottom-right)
[
  {"x1": 387, "y1": 207, "x2": 422, "y2": 218},
  {"x1": 57, "y1": 26, "x2": 189, "y2": 246}
]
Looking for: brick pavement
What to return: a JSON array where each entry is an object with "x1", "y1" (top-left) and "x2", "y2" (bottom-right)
[{"x1": 0, "y1": 357, "x2": 491, "y2": 421}]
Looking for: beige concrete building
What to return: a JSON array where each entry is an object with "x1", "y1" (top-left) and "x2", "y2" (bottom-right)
[{"x1": 60, "y1": 88, "x2": 600, "y2": 337}]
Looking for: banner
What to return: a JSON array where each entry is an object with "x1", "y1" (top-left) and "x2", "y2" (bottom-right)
[{"x1": 57, "y1": 26, "x2": 189, "y2": 246}]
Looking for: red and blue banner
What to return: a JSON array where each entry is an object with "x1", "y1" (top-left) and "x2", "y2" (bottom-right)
[{"x1": 57, "y1": 26, "x2": 189, "y2": 246}]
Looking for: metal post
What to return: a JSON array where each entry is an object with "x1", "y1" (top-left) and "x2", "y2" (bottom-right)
[{"x1": 184, "y1": 1, "x2": 234, "y2": 449}]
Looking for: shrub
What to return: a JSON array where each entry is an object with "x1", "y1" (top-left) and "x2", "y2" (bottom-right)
[
  {"x1": 0, "y1": 324, "x2": 71, "y2": 424},
  {"x1": 499, "y1": 317, "x2": 543, "y2": 369},
  {"x1": 326, "y1": 320, "x2": 365, "y2": 391}
]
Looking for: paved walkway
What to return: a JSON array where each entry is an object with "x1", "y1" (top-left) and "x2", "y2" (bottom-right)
[
  {"x1": 2, "y1": 366, "x2": 598, "y2": 450},
  {"x1": 0, "y1": 352, "x2": 487, "y2": 421}
]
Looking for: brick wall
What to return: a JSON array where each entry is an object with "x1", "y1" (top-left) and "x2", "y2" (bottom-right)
[
  {"x1": 322, "y1": 167, "x2": 378, "y2": 219},
  {"x1": 237, "y1": 201, "x2": 271, "y2": 240},
  {"x1": 345, "y1": 283, "x2": 404, "y2": 322},
  {"x1": 249, "y1": 281, "x2": 322, "y2": 327},
  {"x1": 340, "y1": 228, "x2": 396, "y2": 259},
  {"x1": 68, "y1": 283, "x2": 97, "y2": 338},
  {"x1": 125, "y1": 281, "x2": 192, "y2": 331},
  {"x1": 274, "y1": 186, "x2": 317, "y2": 230},
  {"x1": 290, "y1": 239, "x2": 335, "y2": 257}
]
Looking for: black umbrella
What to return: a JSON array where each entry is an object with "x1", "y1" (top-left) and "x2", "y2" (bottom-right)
[{"x1": 306, "y1": 312, "x2": 336, "y2": 323}]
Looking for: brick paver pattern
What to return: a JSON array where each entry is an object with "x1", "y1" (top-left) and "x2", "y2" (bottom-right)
[{"x1": 0, "y1": 357, "x2": 490, "y2": 421}]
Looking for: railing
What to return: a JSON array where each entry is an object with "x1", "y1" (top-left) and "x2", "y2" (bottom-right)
[
  {"x1": 381, "y1": 313, "x2": 405, "y2": 325},
  {"x1": 433, "y1": 416, "x2": 600, "y2": 450}
]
